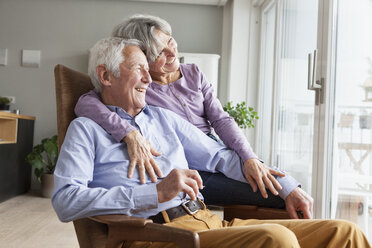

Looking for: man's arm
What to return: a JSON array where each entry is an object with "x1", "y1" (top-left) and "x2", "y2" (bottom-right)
[
  {"x1": 160, "y1": 108, "x2": 300, "y2": 200},
  {"x1": 52, "y1": 118, "x2": 158, "y2": 222}
]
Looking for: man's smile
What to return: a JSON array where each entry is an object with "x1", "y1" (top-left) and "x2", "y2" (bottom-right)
[{"x1": 135, "y1": 88, "x2": 146, "y2": 93}]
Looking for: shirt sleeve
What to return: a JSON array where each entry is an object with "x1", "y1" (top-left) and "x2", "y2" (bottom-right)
[
  {"x1": 51, "y1": 119, "x2": 158, "y2": 222},
  {"x1": 74, "y1": 90, "x2": 136, "y2": 142},
  {"x1": 199, "y1": 68, "x2": 258, "y2": 162}
]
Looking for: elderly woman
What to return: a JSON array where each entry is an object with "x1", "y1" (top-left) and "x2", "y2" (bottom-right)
[{"x1": 75, "y1": 14, "x2": 285, "y2": 207}]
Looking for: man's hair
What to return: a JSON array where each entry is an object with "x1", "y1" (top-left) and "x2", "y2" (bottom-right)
[
  {"x1": 112, "y1": 14, "x2": 172, "y2": 63},
  {"x1": 88, "y1": 37, "x2": 143, "y2": 92}
]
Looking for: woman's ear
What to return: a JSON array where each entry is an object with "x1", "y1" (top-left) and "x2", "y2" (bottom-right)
[{"x1": 96, "y1": 64, "x2": 112, "y2": 87}]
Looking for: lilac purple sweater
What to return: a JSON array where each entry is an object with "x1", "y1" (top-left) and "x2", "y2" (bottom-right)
[{"x1": 75, "y1": 63, "x2": 258, "y2": 162}]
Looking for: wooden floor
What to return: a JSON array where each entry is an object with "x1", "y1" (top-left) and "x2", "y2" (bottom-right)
[
  {"x1": 0, "y1": 193, "x2": 78, "y2": 248},
  {"x1": 0, "y1": 193, "x2": 224, "y2": 248}
]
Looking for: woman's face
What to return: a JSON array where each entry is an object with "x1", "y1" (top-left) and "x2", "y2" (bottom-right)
[{"x1": 149, "y1": 29, "x2": 180, "y2": 76}]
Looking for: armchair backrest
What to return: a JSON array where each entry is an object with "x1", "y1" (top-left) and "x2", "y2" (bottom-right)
[
  {"x1": 54, "y1": 64, "x2": 108, "y2": 248},
  {"x1": 54, "y1": 64, "x2": 94, "y2": 149}
]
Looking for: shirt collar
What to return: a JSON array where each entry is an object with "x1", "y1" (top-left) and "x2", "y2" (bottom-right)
[{"x1": 105, "y1": 104, "x2": 150, "y2": 120}]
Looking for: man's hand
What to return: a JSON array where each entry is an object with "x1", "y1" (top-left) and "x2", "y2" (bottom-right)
[
  {"x1": 243, "y1": 158, "x2": 285, "y2": 198},
  {"x1": 156, "y1": 169, "x2": 203, "y2": 203},
  {"x1": 285, "y1": 187, "x2": 313, "y2": 219},
  {"x1": 124, "y1": 130, "x2": 163, "y2": 184}
]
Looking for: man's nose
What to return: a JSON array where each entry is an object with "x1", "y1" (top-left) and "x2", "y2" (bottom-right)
[{"x1": 142, "y1": 69, "x2": 152, "y2": 84}]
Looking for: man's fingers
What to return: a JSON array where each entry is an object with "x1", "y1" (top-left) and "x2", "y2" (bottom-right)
[
  {"x1": 185, "y1": 178, "x2": 200, "y2": 199},
  {"x1": 304, "y1": 198, "x2": 313, "y2": 219},
  {"x1": 246, "y1": 175, "x2": 258, "y2": 193},
  {"x1": 150, "y1": 158, "x2": 163, "y2": 178},
  {"x1": 182, "y1": 182, "x2": 197, "y2": 201},
  {"x1": 302, "y1": 208, "x2": 312, "y2": 219},
  {"x1": 286, "y1": 204, "x2": 299, "y2": 219},
  {"x1": 144, "y1": 160, "x2": 157, "y2": 183},
  {"x1": 185, "y1": 170, "x2": 203, "y2": 189}
]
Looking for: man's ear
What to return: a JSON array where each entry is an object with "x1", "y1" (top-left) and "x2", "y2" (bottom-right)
[{"x1": 96, "y1": 64, "x2": 112, "y2": 87}]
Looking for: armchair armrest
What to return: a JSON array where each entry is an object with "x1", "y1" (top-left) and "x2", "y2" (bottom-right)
[
  {"x1": 223, "y1": 205, "x2": 290, "y2": 221},
  {"x1": 90, "y1": 214, "x2": 152, "y2": 227},
  {"x1": 90, "y1": 215, "x2": 200, "y2": 248}
]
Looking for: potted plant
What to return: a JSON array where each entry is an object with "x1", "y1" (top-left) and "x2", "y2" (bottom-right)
[
  {"x1": 0, "y1": 96, "x2": 11, "y2": 110},
  {"x1": 223, "y1": 101, "x2": 259, "y2": 129},
  {"x1": 25, "y1": 135, "x2": 58, "y2": 198}
]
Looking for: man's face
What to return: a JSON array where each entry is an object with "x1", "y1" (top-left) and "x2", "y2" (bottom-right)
[{"x1": 109, "y1": 45, "x2": 151, "y2": 116}]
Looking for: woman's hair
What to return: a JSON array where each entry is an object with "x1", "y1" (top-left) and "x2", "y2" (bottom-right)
[
  {"x1": 112, "y1": 14, "x2": 172, "y2": 63},
  {"x1": 88, "y1": 37, "x2": 143, "y2": 92}
]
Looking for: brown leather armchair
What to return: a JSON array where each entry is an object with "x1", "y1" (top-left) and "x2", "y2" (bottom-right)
[{"x1": 54, "y1": 64, "x2": 289, "y2": 248}]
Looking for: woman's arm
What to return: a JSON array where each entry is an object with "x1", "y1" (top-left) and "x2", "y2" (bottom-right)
[
  {"x1": 199, "y1": 75, "x2": 256, "y2": 162},
  {"x1": 74, "y1": 90, "x2": 162, "y2": 183},
  {"x1": 200, "y1": 71, "x2": 284, "y2": 197},
  {"x1": 75, "y1": 90, "x2": 134, "y2": 142}
]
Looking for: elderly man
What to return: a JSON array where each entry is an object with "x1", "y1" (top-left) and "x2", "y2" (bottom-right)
[{"x1": 52, "y1": 37, "x2": 370, "y2": 248}]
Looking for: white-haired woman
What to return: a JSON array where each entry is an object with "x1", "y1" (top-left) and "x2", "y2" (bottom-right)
[{"x1": 75, "y1": 14, "x2": 286, "y2": 208}]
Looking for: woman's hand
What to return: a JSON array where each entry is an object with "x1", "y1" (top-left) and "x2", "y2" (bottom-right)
[
  {"x1": 124, "y1": 130, "x2": 163, "y2": 184},
  {"x1": 243, "y1": 158, "x2": 285, "y2": 198}
]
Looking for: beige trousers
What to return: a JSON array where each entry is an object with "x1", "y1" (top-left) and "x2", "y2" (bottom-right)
[{"x1": 128, "y1": 209, "x2": 371, "y2": 248}]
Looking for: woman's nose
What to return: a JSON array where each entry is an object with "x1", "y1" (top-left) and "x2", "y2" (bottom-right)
[{"x1": 163, "y1": 47, "x2": 176, "y2": 57}]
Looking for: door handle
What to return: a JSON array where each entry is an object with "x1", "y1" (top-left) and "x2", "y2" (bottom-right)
[
  {"x1": 308, "y1": 49, "x2": 324, "y2": 105},
  {"x1": 308, "y1": 49, "x2": 321, "y2": 90}
]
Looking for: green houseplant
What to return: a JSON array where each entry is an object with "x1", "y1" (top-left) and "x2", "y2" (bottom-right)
[
  {"x1": 0, "y1": 96, "x2": 11, "y2": 110},
  {"x1": 223, "y1": 101, "x2": 259, "y2": 129},
  {"x1": 25, "y1": 135, "x2": 58, "y2": 197}
]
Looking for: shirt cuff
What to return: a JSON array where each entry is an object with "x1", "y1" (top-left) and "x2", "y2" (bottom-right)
[
  {"x1": 239, "y1": 149, "x2": 259, "y2": 163},
  {"x1": 132, "y1": 184, "x2": 158, "y2": 210},
  {"x1": 275, "y1": 172, "x2": 301, "y2": 199}
]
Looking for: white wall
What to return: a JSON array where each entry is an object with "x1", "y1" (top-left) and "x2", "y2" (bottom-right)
[
  {"x1": 220, "y1": 0, "x2": 258, "y2": 147},
  {"x1": 0, "y1": 0, "x2": 223, "y2": 189},
  {"x1": 0, "y1": 0, "x2": 223, "y2": 146}
]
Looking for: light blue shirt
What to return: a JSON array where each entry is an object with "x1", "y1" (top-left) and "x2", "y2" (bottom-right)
[{"x1": 52, "y1": 105, "x2": 299, "y2": 222}]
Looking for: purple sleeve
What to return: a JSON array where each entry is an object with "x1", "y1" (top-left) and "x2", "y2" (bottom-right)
[
  {"x1": 201, "y1": 71, "x2": 258, "y2": 162},
  {"x1": 74, "y1": 90, "x2": 136, "y2": 142}
]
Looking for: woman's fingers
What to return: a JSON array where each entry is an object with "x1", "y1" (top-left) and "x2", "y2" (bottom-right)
[
  {"x1": 244, "y1": 158, "x2": 284, "y2": 198},
  {"x1": 124, "y1": 130, "x2": 163, "y2": 183}
]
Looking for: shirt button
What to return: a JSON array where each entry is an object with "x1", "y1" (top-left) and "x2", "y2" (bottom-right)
[{"x1": 183, "y1": 104, "x2": 186, "y2": 106}]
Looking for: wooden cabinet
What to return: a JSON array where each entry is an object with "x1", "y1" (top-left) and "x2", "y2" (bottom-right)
[{"x1": 0, "y1": 112, "x2": 35, "y2": 202}]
